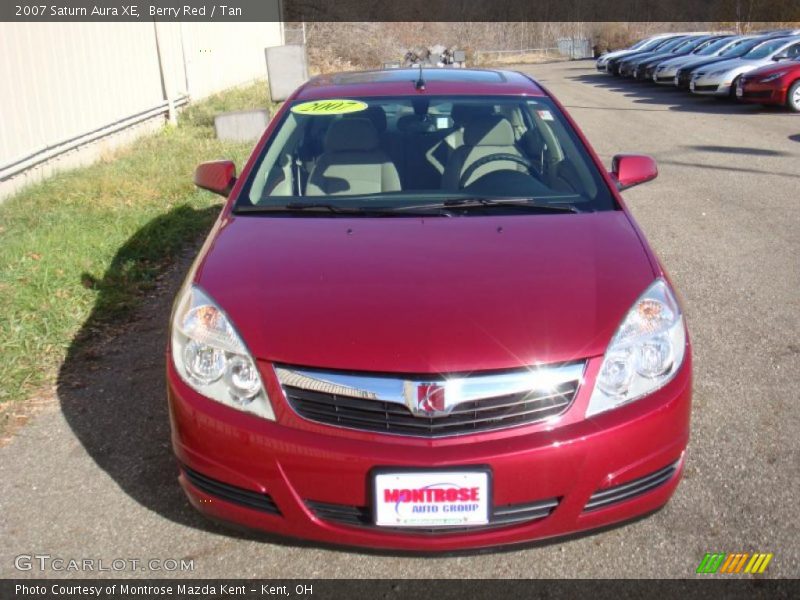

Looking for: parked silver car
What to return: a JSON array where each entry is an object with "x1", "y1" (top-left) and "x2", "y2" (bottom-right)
[
  {"x1": 690, "y1": 36, "x2": 800, "y2": 97},
  {"x1": 652, "y1": 36, "x2": 743, "y2": 84}
]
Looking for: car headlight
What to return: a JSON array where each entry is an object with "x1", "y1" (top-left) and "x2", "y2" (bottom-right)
[
  {"x1": 759, "y1": 71, "x2": 786, "y2": 83},
  {"x1": 586, "y1": 279, "x2": 686, "y2": 417},
  {"x1": 171, "y1": 285, "x2": 275, "y2": 420},
  {"x1": 709, "y1": 69, "x2": 729, "y2": 78}
]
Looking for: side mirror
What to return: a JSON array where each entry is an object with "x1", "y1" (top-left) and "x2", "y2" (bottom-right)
[
  {"x1": 610, "y1": 154, "x2": 658, "y2": 191},
  {"x1": 194, "y1": 160, "x2": 236, "y2": 197},
  {"x1": 773, "y1": 52, "x2": 789, "y2": 61}
]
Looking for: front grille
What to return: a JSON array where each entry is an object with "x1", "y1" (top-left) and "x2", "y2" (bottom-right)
[
  {"x1": 741, "y1": 90, "x2": 773, "y2": 99},
  {"x1": 584, "y1": 462, "x2": 678, "y2": 512},
  {"x1": 306, "y1": 497, "x2": 559, "y2": 533},
  {"x1": 183, "y1": 466, "x2": 280, "y2": 514},
  {"x1": 693, "y1": 84, "x2": 719, "y2": 92},
  {"x1": 284, "y1": 380, "x2": 578, "y2": 437},
  {"x1": 656, "y1": 76, "x2": 674, "y2": 82}
]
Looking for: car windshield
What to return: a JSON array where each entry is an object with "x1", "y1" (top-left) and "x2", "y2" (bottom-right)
[
  {"x1": 697, "y1": 38, "x2": 734, "y2": 56},
  {"x1": 647, "y1": 38, "x2": 677, "y2": 52},
  {"x1": 676, "y1": 37, "x2": 708, "y2": 52},
  {"x1": 744, "y1": 39, "x2": 789, "y2": 59},
  {"x1": 629, "y1": 38, "x2": 651, "y2": 50},
  {"x1": 655, "y1": 37, "x2": 688, "y2": 52},
  {"x1": 720, "y1": 38, "x2": 762, "y2": 57},
  {"x1": 237, "y1": 95, "x2": 614, "y2": 213},
  {"x1": 697, "y1": 37, "x2": 733, "y2": 55}
]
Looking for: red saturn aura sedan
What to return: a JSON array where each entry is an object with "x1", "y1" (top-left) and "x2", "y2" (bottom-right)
[
  {"x1": 167, "y1": 68, "x2": 692, "y2": 551},
  {"x1": 736, "y1": 59, "x2": 800, "y2": 111}
]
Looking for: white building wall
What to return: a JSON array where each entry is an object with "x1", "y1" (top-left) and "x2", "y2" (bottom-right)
[{"x1": 0, "y1": 19, "x2": 283, "y2": 200}]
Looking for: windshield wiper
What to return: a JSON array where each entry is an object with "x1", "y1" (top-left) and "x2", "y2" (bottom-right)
[
  {"x1": 396, "y1": 197, "x2": 581, "y2": 213},
  {"x1": 234, "y1": 198, "x2": 580, "y2": 216},
  {"x1": 233, "y1": 202, "x2": 448, "y2": 217},
  {"x1": 235, "y1": 202, "x2": 374, "y2": 215}
]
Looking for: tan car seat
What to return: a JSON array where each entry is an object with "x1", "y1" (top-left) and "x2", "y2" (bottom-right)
[{"x1": 306, "y1": 118, "x2": 401, "y2": 196}]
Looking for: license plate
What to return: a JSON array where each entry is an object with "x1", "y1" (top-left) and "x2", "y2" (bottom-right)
[
  {"x1": 690, "y1": 81, "x2": 695, "y2": 91},
  {"x1": 736, "y1": 85, "x2": 743, "y2": 97},
  {"x1": 373, "y1": 470, "x2": 490, "y2": 527}
]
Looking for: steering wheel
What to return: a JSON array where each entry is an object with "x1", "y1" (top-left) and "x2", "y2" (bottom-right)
[{"x1": 458, "y1": 153, "x2": 535, "y2": 189}]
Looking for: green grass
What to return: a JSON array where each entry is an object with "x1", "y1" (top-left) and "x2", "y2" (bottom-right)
[{"x1": 0, "y1": 81, "x2": 276, "y2": 405}]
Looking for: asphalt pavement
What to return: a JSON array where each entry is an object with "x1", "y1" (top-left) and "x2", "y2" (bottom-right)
[{"x1": 1, "y1": 60, "x2": 798, "y2": 579}]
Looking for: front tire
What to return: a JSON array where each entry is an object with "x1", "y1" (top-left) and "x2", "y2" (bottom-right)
[
  {"x1": 729, "y1": 75, "x2": 741, "y2": 100},
  {"x1": 787, "y1": 80, "x2": 800, "y2": 113}
]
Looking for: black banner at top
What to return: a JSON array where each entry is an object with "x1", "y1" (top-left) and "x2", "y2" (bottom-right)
[
  {"x1": 283, "y1": 0, "x2": 800, "y2": 23},
  {"x1": 2, "y1": 0, "x2": 799, "y2": 22}
]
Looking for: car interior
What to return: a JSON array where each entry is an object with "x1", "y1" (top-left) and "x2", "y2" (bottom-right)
[{"x1": 249, "y1": 97, "x2": 600, "y2": 205}]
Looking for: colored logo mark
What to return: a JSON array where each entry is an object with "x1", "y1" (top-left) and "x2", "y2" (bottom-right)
[{"x1": 696, "y1": 552, "x2": 773, "y2": 574}]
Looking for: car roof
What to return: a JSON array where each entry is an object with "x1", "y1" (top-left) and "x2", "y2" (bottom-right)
[
  {"x1": 294, "y1": 68, "x2": 546, "y2": 101},
  {"x1": 751, "y1": 34, "x2": 800, "y2": 48}
]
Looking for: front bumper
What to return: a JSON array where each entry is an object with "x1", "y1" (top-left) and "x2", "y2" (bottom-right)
[
  {"x1": 167, "y1": 354, "x2": 692, "y2": 551},
  {"x1": 690, "y1": 78, "x2": 731, "y2": 96},
  {"x1": 654, "y1": 69, "x2": 679, "y2": 84},
  {"x1": 737, "y1": 81, "x2": 786, "y2": 105},
  {"x1": 640, "y1": 66, "x2": 657, "y2": 80}
]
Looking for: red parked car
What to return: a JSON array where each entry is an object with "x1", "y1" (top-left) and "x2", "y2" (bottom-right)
[
  {"x1": 736, "y1": 59, "x2": 800, "y2": 111},
  {"x1": 168, "y1": 68, "x2": 692, "y2": 551}
]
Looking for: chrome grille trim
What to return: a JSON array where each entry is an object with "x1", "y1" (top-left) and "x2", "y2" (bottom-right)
[{"x1": 276, "y1": 362, "x2": 584, "y2": 437}]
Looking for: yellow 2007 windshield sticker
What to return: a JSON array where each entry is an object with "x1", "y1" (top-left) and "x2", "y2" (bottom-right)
[{"x1": 291, "y1": 99, "x2": 368, "y2": 116}]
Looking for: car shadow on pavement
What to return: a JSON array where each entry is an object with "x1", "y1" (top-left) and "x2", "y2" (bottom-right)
[
  {"x1": 56, "y1": 204, "x2": 269, "y2": 542},
  {"x1": 569, "y1": 73, "x2": 769, "y2": 115},
  {"x1": 684, "y1": 144, "x2": 791, "y2": 157}
]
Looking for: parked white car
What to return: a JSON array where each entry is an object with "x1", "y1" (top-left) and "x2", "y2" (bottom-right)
[{"x1": 690, "y1": 36, "x2": 800, "y2": 96}]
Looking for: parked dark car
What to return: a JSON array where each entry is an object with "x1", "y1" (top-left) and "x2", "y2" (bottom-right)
[
  {"x1": 607, "y1": 36, "x2": 686, "y2": 76},
  {"x1": 596, "y1": 34, "x2": 676, "y2": 72},
  {"x1": 623, "y1": 35, "x2": 711, "y2": 79}
]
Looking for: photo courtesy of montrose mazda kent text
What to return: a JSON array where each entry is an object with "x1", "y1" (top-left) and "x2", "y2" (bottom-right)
[{"x1": 167, "y1": 68, "x2": 692, "y2": 551}]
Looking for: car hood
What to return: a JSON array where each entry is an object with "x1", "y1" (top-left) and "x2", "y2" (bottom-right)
[
  {"x1": 628, "y1": 52, "x2": 659, "y2": 63},
  {"x1": 683, "y1": 56, "x2": 734, "y2": 71},
  {"x1": 674, "y1": 55, "x2": 717, "y2": 68},
  {"x1": 195, "y1": 212, "x2": 656, "y2": 374},
  {"x1": 601, "y1": 49, "x2": 637, "y2": 61},
  {"x1": 744, "y1": 60, "x2": 800, "y2": 78},
  {"x1": 658, "y1": 55, "x2": 692, "y2": 67},
  {"x1": 702, "y1": 57, "x2": 766, "y2": 73},
  {"x1": 622, "y1": 51, "x2": 655, "y2": 62}
]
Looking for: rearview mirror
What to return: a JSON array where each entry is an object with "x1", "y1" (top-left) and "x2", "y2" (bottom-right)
[
  {"x1": 610, "y1": 154, "x2": 658, "y2": 191},
  {"x1": 194, "y1": 160, "x2": 236, "y2": 197}
]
